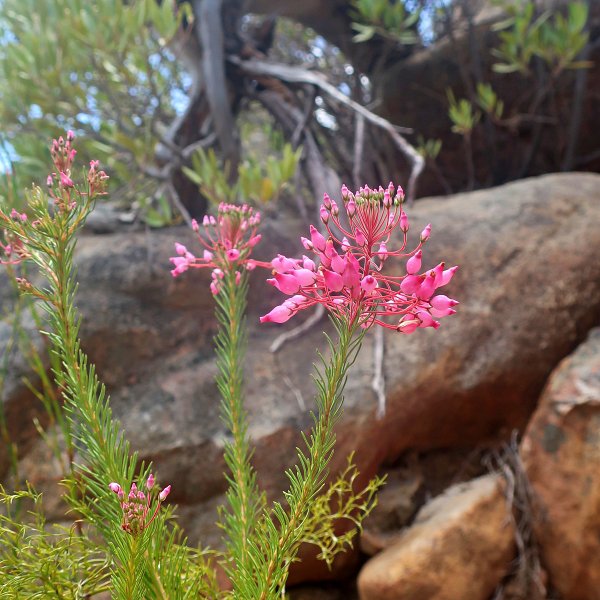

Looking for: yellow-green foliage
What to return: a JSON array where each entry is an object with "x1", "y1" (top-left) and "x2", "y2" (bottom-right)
[{"x1": 183, "y1": 142, "x2": 302, "y2": 207}]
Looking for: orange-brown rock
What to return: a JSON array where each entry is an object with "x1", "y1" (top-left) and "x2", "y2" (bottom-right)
[
  {"x1": 521, "y1": 328, "x2": 600, "y2": 600},
  {"x1": 357, "y1": 474, "x2": 515, "y2": 600}
]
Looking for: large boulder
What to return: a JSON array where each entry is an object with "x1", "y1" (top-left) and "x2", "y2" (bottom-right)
[
  {"x1": 356, "y1": 474, "x2": 515, "y2": 600},
  {"x1": 521, "y1": 327, "x2": 600, "y2": 600},
  {"x1": 4, "y1": 173, "x2": 600, "y2": 561}
]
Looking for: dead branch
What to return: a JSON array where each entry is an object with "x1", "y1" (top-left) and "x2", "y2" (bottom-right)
[{"x1": 229, "y1": 56, "x2": 425, "y2": 201}]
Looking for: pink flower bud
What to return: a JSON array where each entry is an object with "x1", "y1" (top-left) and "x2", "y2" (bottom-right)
[
  {"x1": 203, "y1": 250, "x2": 213, "y2": 261},
  {"x1": 272, "y1": 254, "x2": 297, "y2": 273},
  {"x1": 383, "y1": 191, "x2": 391, "y2": 207},
  {"x1": 397, "y1": 316, "x2": 419, "y2": 334},
  {"x1": 191, "y1": 219, "x2": 199, "y2": 232},
  {"x1": 322, "y1": 269, "x2": 344, "y2": 292},
  {"x1": 46, "y1": 174, "x2": 53, "y2": 186},
  {"x1": 341, "y1": 237, "x2": 350, "y2": 252},
  {"x1": 146, "y1": 474, "x2": 155, "y2": 490},
  {"x1": 235, "y1": 271, "x2": 241, "y2": 285},
  {"x1": 310, "y1": 225, "x2": 327, "y2": 252},
  {"x1": 260, "y1": 304, "x2": 293, "y2": 324},
  {"x1": 360, "y1": 275, "x2": 377, "y2": 293},
  {"x1": 322, "y1": 193, "x2": 331, "y2": 209},
  {"x1": 66, "y1": 130, "x2": 75, "y2": 141},
  {"x1": 347, "y1": 200, "x2": 356, "y2": 217},
  {"x1": 438, "y1": 265, "x2": 458, "y2": 288},
  {"x1": 158, "y1": 485, "x2": 171, "y2": 502},
  {"x1": 331, "y1": 253, "x2": 346, "y2": 274},
  {"x1": 320, "y1": 206, "x2": 329, "y2": 224},
  {"x1": 430, "y1": 295, "x2": 459, "y2": 312},
  {"x1": 293, "y1": 268, "x2": 317, "y2": 286},
  {"x1": 355, "y1": 229, "x2": 367, "y2": 247},
  {"x1": 400, "y1": 211, "x2": 409, "y2": 232},
  {"x1": 406, "y1": 250, "x2": 422, "y2": 275},
  {"x1": 330, "y1": 200, "x2": 339, "y2": 216},
  {"x1": 400, "y1": 274, "x2": 424, "y2": 295},
  {"x1": 301, "y1": 237, "x2": 313, "y2": 250},
  {"x1": 271, "y1": 273, "x2": 301, "y2": 294},
  {"x1": 109, "y1": 482, "x2": 122, "y2": 495},
  {"x1": 302, "y1": 255, "x2": 316, "y2": 271},
  {"x1": 226, "y1": 248, "x2": 240, "y2": 261},
  {"x1": 420, "y1": 224, "x2": 431, "y2": 242},
  {"x1": 416, "y1": 272, "x2": 436, "y2": 301},
  {"x1": 248, "y1": 234, "x2": 261, "y2": 247},
  {"x1": 175, "y1": 243, "x2": 187, "y2": 256}
]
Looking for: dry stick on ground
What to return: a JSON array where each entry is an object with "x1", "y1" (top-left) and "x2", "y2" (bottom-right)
[{"x1": 229, "y1": 56, "x2": 425, "y2": 203}]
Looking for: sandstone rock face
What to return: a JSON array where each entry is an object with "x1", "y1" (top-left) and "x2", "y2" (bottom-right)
[
  {"x1": 521, "y1": 328, "x2": 600, "y2": 600},
  {"x1": 3, "y1": 173, "x2": 600, "y2": 563},
  {"x1": 357, "y1": 474, "x2": 515, "y2": 600}
]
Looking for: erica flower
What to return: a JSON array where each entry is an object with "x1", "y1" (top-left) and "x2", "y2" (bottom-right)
[
  {"x1": 260, "y1": 183, "x2": 458, "y2": 333},
  {"x1": 169, "y1": 203, "x2": 269, "y2": 292},
  {"x1": 108, "y1": 474, "x2": 171, "y2": 536}
]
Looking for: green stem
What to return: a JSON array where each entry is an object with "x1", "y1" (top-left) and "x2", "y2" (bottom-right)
[
  {"x1": 215, "y1": 270, "x2": 259, "y2": 588},
  {"x1": 257, "y1": 319, "x2": 361, "y2": 599}
]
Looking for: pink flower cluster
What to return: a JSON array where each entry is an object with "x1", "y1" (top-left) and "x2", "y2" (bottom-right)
[
  {"x1": 260, "y1": 183, "x2": 458, "y2": 333},
  {"x1": 1, "y1": 133, "x2": 108, "y2": 266},
  {"x1": 108, "y1": 474, "x2": 171, "y2": 536},
  {"x1": 170, "y1": 203, "x2": 268, "y2": 294}
]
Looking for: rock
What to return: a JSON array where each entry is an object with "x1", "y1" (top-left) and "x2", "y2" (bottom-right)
[
  {"x1": 360, "y1": 448, "x2": 488, "y2": 556},
  {"x1": 3, "y1": 173, "x2": 600, "y2": 583},
  {"x1": 521, "y1": 327, "x2": 600, "y2": 600},
  {"x1": 357, "y1": 474, "x2": 515, "y2": 600}
]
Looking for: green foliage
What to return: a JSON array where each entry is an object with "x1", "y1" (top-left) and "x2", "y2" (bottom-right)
[
  {"x1": 183, "y1": 142, "x2": 302, "y2": 207},
  {"x1": 446, "y1": 89, "x2": 480, "y2": 136},
  {"x1": 300, "y1": 454, "x2": 385, "y2": 567},
  {"x1": 351, "y1": 0, "x2": 420, "y2": 44},
  {"x1": 491, "y1": 1, "x2": 591, "y2": 75},
  {"x1": 0, "y1": 0, "x2": 191, "y2": 197},
  {"x1": 0, "y1": 487, "x2": 111, "y2": 598},
  {"x1": 416, "y1": 136, "x2": 442, "y2": 160},
  {"x1": 476, "y1": 83, "x2": 504, "y2": 120}
]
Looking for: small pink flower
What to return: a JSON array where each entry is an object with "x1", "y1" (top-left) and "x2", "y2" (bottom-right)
[
  {"x1": 146, "y1": 474, "x2": 155, "y2": 490},
  {"x1": 60, "y1": 172, "x2": 74, "y2": 188}
]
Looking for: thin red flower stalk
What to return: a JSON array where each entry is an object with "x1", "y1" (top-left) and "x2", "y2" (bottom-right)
[
  {"x1": 108, "y1": 475, "x2": 171, "y2": 536},
  {"x1": 170, "y1": 202, "x2": 270, "y2": 294},
  {"x1": 260, "y1": 183, "x2": 458, "y2": 333}
]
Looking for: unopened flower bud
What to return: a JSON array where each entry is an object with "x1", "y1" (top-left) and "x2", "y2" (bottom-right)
[
  {"x1": 400, "y1": 211, "x2": 409, "y2": 232},
  {"x1": 420, "y1": 224, "x2": 431, "y2": 242},
  {"x1": 406, "y1": 250, "x2": 422, "y2": 275},
  {"x1": 320, "y1": 206, "x2": 329, "y2": 224},
  {"x1": 159, "y1": 485, "x2": 171, "y2": 502},
  {"x1": 146, "y1": 474, "x2": 155, "y2": 490}
]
